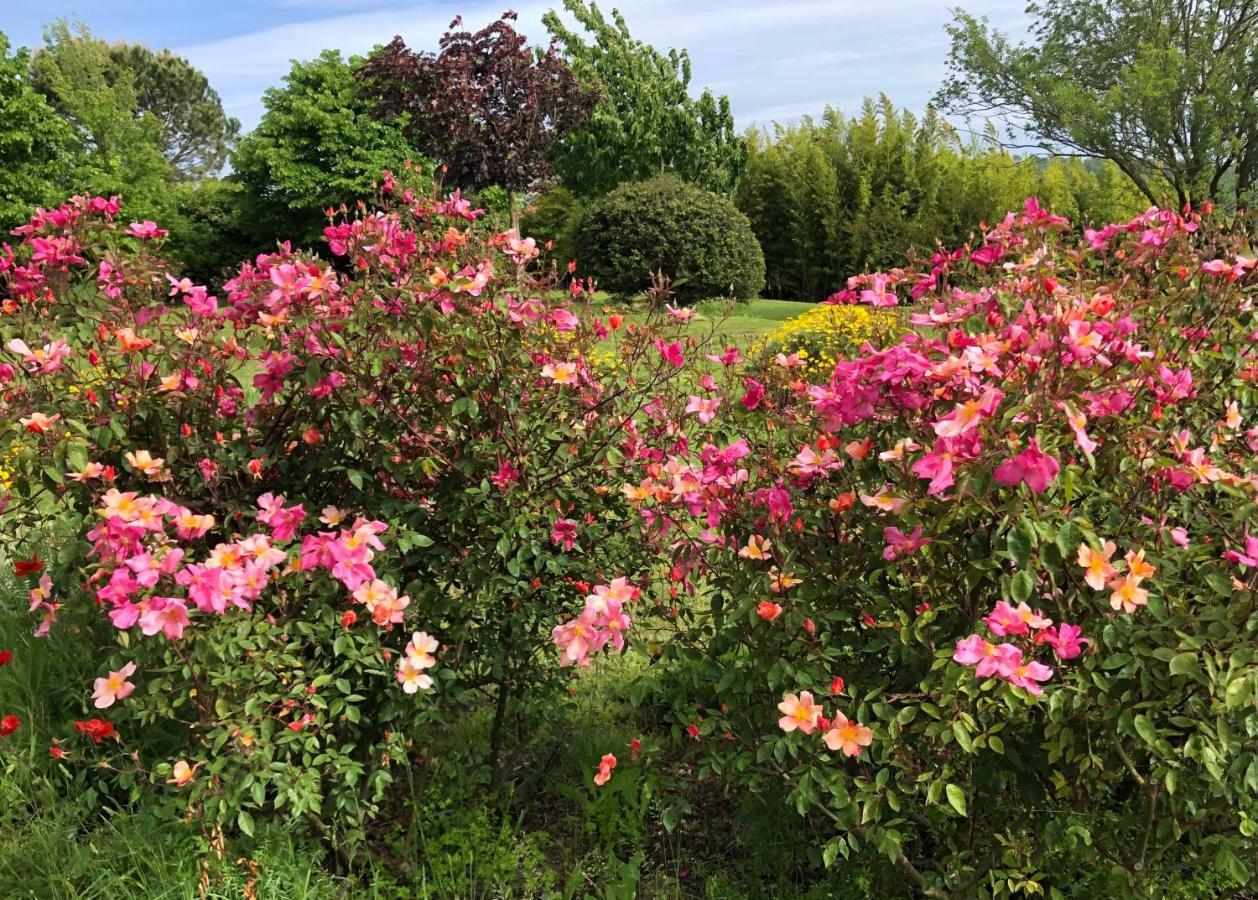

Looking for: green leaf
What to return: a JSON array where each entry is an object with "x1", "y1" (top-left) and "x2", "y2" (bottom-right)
[
  {"x1": 1010, "y1": 570, "x2": 1034, "y2": 603},
  {"x1": 953, "y1": 721, "x2": 974, "y2": 753},
  {"x1": 1007, "y1": 519, "x2": 1035, "y2": 568},
  {"x1": 822, "y1": 838, "x2": 840, "y2": 868},
  {"x1": 237, "y1": 809, "x2": 255, "y2": 837},
  {"x1": 1133, "y1": 715, "x2": 1158, "y2": 747},
  {"x1": 945, "y1": 783, "x2": 967, "y2": 817},
  {"x1": 1168, "y1": 652, "x2": 1198, "y2": 676}
]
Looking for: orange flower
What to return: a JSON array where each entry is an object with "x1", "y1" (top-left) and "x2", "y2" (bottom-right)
[
  {"x1": 822, "y1": 712, "x2": 873, "y2": 757},
  {"x1": 738, "y1": 535, "x2": 772, "y2": 561}
]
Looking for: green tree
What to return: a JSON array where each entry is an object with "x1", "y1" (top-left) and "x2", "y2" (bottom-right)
[
  {"x1": 107, "y1": 43, "x2": 240, "y2": 180},
  {"x1": 543, "y1": 0, "x2": 746, "y2": 197},
  {"x1": 29, "y1": 21, "x2": 170, "y2": 217},
  {"x1": 0, "y1": 32, "x2": 77, "y2": 230},
  {"x1": 231, "y1": 50, "x2": 414, "y2": 247},
  {"x1": 737, "y1": 97, "x2": 1146, "y2": 299},
  {"x1": 938, "y1": 0, "x2": 1258, "y2": 208}
]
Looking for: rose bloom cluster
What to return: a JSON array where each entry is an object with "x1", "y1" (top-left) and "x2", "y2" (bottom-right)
[
  {"x1": 76, "y1": 484, "x2": 412, "y2": 647},
  {"x1": 953, "y1": 601, "x2": 1089, "y2": 696},
  {"x1": 777, "y1": 686, "x2": 873, "y2": 758},
  {"x1": 552, "y1": 577, "x2": 639, "y2": 667}
]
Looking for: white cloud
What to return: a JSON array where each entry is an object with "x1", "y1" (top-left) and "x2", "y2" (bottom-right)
[{"x1": 175, "y1": 0, "x2": 1029, "y2": 134}]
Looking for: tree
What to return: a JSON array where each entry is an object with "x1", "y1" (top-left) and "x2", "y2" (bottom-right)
[
  {"x1": 32, "y1": 22, "x2": 237, "y2": 182},
  {"x1": 231, "y1": 50, "x2": 414, "y2": 247},
  {"x1": 937, "y1": 0, "x2": 1258, "y2": 208},
  {"x1": 107, "y1": 44, "x2": 240, "y2": 180},
  {"x1": 542, "y1": 0, "x2": 746, "y2": 197},
  {"x1": 736, "y1": 97, "x2": 1146, "y2": 299},
  {"x1": 0, "y1": 32, "x2": 77, "y2": 230},
  {"x1": 357, "y1": 12, "x2": 597, "y2": 227},
  {"x1": 28, "y1": 21, "x2": 170, "y2": 217}
]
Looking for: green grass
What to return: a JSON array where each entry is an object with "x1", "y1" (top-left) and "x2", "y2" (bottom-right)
[{"x1": 596, "y1": 296, "x2": 816, "y2": 349}]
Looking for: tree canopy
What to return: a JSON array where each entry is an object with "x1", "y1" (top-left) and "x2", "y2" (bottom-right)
[
  {"x1": 0, "y1": 32, "x2": 77, "y2": 230},
  {"x1": 32, "y1": 21, "x2": 238, "y2": 182},
  {"x1": 937, "y1": 0, "x2": 1258, "y2": 208},
  {"x1": 357, "y1": 11, "x2": 597, "y2": 222},
  {"x1": 542, "y1": 0, "x2": 746, "y2": 197},
  {"x1": 231, "y1": 50, "x2": 414, "y2": 247},
  {"x1": 106, "y1": 43, "x2": 240, "y2": 180},
  {"x1": 28, "y1": 21, "x2": 170, "y2": 215}
]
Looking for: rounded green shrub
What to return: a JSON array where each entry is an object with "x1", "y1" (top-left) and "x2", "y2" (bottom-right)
[{"x1": 574, "y1": 175, "x2": 765, "y2": 303}]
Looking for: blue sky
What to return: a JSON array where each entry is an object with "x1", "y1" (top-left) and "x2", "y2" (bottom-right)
[{"x1": 5, "y1": 0, "x2": 1027, "y2": 134}]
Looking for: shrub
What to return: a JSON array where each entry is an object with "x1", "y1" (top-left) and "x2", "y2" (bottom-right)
[
  {"x1": 574, "y1": 175, "x2": 765, "y2": 303},
  {"x1": 520, "y1": 184, "x2": 583, "y2": 267},
  {"x1": 749, "y1": 303, "x2": 902, "y2": 382},
  {"x1": 0, "y1": 168, "x2": 689, "y2": 853},
  {"x1": 615, "y1": 198, "x2": 1258, "y2": 894}
]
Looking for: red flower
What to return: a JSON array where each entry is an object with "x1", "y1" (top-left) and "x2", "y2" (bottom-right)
[
  {"x1": 74, "y1": 718, "x2": 116, "y2": 743},
  {"x1": 14, "y1": 557, "x2": 43, "y2": 577},
  {"x1": 340, "y1": 610, "x2": 357, "y2": 629},
  {"x1": 830, "y1": 676, "x2": 845, "y2": 696},
  {"x1": 0, "y1": 650, "x2": 11, "y2": 666},
  {"x1": 49, "y1": 745, "x2": 66, "y2": 759},
  {"x1": 686, "y1": 723, "x2": 700, "y2": 740},
  {"x1": 0, "y1": 714, "x2": 20, "y2": 736},
  {"x1": 756, "y1": 600, "x2": 782, "y2": 622}
]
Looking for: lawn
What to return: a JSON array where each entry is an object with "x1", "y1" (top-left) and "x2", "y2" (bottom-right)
[{"x1": 607, "y1": 297, "x2": 817, "y2": 345}]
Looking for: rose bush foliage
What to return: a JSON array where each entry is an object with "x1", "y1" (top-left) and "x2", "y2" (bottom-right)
[
  {"x1": 2, "y1": 178, "x2": 1257, "y2": 895},
  {"x1": 618, "y1": 199, "x2": 1258, "y2": 894},
  {"x1": 0, "y1": 169, "x2": 686, "y2": 847}
]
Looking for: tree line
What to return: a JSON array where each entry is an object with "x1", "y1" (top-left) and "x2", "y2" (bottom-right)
[{"x1": 3, "y1": 0, "x2": 1256, "y2": 294}]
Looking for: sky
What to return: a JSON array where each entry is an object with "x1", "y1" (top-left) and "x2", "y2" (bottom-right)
[{"x1": 4, "y1": 0, "x2": 1029, "y2": 135}]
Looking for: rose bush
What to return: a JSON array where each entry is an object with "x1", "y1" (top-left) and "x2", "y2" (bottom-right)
[
  {"x1": 3, "y1": 174, "x2": 1257, "y2": 895},
  {"x1": 614, "y1": 199, "x2": 1258, "y2": 894},
  {"x1": 0, "y1": 167, "x2": 700, "y2": 852}
]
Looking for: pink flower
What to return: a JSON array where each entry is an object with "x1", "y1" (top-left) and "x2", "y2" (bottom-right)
[
  {"x1": 954, "y1": 635, "x2": 1022, "y2": 678},
  {"x1": 1006, "y1": 659, "x2": 1054, "y2": 695},
  {"x1": 1039, "y1": 622, "x2": 1088, "y2": 660},
  {"x1": 256, "y1": 493, "x2": 306, "y2": 542},
  {"x1": 490, "y1": 458, "x2": 520, "y2": 489},
  {"x1": 653, "y1": 339, "x2": 685, "y2": 367},
  {"x1": 983, "y1": 601, "x2": 1051, "y2": 637},
  {"x1": 993, "y1": 440, "x2": 1060, "y2": 493},
  {"x1": 1224, "y1": 534, "x2": 1258, "y2": 567},
  {"x1": 685, "y1": 395, "x2": 721, "y2": 424},
  {"x1": 139, "y1": 598, "x2": 189, "y2": 640},
  {"x1": 740, "y1": 378, "x2": 765, "y2": 410},
  {"x1": 1058, "y1": 403, "x2": 1098, "y2": 454},
  {"x1": 92, "y1": 661, "x2": 136, "y2": 709},
  {"x1": 594, "y1": 752, "x2": 617, "y2": 786},
  {"x1": 859, "y1": 487, "x2": 907, "y2": 515},
  {"x1": 882, "y1": 526, "x2": 931, "y2": 561},
  {"x1": 821, "y1": 711, "x2": 873, "y2": 757},
  {"x1": 933, "y1": 389, "x2": 1002, "y2": 437},
  {"x1": 777, "y1": 691, "x2": 823, "y2": 734},
  {"x1": 953, "y1": 634, "x2": 992, "y2": 666},
  {"x1": 552, "y1": 608, "x2": 603, "y2": 667},
  {"x1": 126, "y1": 220, "x2": 167, "y2": 239},
  {"x1": 550, "y1": 517, "x2": 578, "y2": 551},
  {"x1": 396, "y1": 656, "x2": 434, "y2": 693}
]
